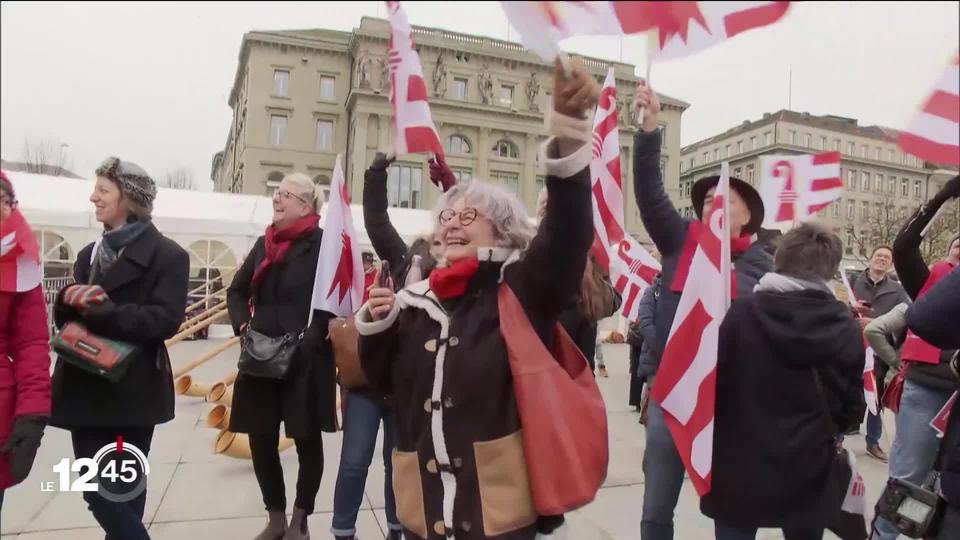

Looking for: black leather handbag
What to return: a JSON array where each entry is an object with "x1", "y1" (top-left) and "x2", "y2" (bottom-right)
[{"x1": 237, "y1": 327, "x2": 306, "y2": 379}]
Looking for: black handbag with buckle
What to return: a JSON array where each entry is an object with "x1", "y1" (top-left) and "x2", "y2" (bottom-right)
[{"x1": 237, "y1": 326, "x2": 306, "y2": 379}]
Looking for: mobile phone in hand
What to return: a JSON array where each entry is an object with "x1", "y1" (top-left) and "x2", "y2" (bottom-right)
[{"x1": 377, "y1": 260, "x2": 391, "y2": 288}]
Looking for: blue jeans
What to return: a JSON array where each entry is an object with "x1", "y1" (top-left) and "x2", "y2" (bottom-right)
[
  {"x1": 641, "y1": 385, "x2": 687, "y2": 540},
  {"x1": 866, "y1": 410, "x2": 883, "y2": 448},
  {"x1": 71, "y1": 427, "x2": 154, "y2": 540},
  {"x1": 331, "y1": 392, "x2": 399, "y2": 537},
  {"x1": 871, "y1": 380, "x2": 953, "y2": 540},
  {"x1": 715, "y1": 522, "x2": 823, "y2": 540}
]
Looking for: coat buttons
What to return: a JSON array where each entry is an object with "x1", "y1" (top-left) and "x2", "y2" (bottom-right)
[
  {"x1": 426, "y1": 459, "x2": 438, "y2": 474},
  {"x1": 424, "y1": 399, "x2": 432, "y2": 413},
  {"x1": 449, "y1": 336, "x2": 460, "y2": 347},
  {"x1": 460, "y1": 521, "x2": 472, "y2": 533},
  {"x1": 443, "y1": 397, "x2": 454, "y2": 408},
  {"x1": 434, "y1": 521, "x2": 446, "y2": 535}
]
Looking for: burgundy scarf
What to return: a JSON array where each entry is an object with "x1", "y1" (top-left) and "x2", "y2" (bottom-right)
[
  {"x1": 670, "y1": 221, "x2": 753, "y2": 293},
  {"x1": 250, "y1": 214, "x2": 320, "y2": 291},
  {"x1": 429, "y1": 258, "x2": 480, "y2": 300}
]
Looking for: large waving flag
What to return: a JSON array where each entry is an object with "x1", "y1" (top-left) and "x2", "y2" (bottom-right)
[
  {"x1": 501, "y1": 1, "x2": 790, "y2": 62},
  {"x1": 897, "y1": 53, "x2": 960, "y2": 165},
  {"x1": 589, "y1": 69, "x2": 661, "y2": 320},
  {"x1": 650, "y1": 163, "x2": 733, "y2": 496},
  {"x1": 758, "y1": 151, "x2": 842, "y2": 226},
  {"x1": 386, "y1": 1, "x2": 444, "y2": 157},
  {"x1": 310, "y1": 155, "x2": 364, "y2": 321}
]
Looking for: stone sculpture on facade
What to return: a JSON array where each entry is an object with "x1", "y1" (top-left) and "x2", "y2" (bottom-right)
[
  {"x1": 525, "y1": 72, "x2": 540, "y2": 111},
  {"x1": 478, "y1": 67, "x2": 494, "y2": 105},
  {"x1": 378, "y1": 56, "x2": 390, "y2": 92},
  {"x1": 356, "y1": 53, "x2": 371, "y2": 87},
  {"x1": 432, "y1": 52, "x2": 448, "y2": 97}
]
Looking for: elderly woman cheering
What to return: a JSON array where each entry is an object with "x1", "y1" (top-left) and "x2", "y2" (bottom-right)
[{"x1": 356, "y1": 59, "x2": 599, "y2": 540}]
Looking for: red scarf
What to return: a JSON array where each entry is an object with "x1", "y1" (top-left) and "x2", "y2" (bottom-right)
[
  {"x1": 250, "y1": 214, "x2": 320, "y2": 291},
  {"x1": 429, "y1": 258, "x2": 480, "y2": 300},
  {"x1": 670, "y1": 221, "x2": 753, "y2": 293},
  {"x1": 0, "y1": 208, "x2": 41, "y2": 292}
]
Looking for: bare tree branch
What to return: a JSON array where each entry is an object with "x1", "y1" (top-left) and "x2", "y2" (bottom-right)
[
  {"x1": 20, "y1": 137, "x2": 73, "y2": 176},
  {"x1": 158, "y1": 167, "x2": 197, "y2": 190},
  {"x1": 844, "y1": 194, "x2": 908, "y2": 264}
]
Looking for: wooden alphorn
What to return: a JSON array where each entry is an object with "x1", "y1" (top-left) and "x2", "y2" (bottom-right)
[{"x1": 171, "y1": 336, "x2": 240, "y2": 379}]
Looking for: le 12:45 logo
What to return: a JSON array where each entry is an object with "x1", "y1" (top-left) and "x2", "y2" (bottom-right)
[{"x1": 42, "y1": 436, "x2": 150, "y2": 503}]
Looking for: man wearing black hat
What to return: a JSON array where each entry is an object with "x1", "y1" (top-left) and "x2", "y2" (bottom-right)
[{"x1": 632, "y1": 81, "x2": 773, "y2": 540}]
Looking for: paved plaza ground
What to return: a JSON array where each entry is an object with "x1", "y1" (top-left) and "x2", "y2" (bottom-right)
[{"x1": 1, "y1": 338, "x2": 895, "y2": 539}]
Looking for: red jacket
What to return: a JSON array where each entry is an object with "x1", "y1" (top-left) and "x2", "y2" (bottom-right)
[{"x1": 0, "y1": 286, "x2": 51, "y2": 489}]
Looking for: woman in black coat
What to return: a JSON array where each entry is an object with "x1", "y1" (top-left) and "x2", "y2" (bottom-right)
[
  {"x1": 52, "y1": 157, "x2": 189, "y2": 540},
  {"x1": 701, "y1": 223, "x2": 866, "y2": 540},
  {"x1": 226, "y1": 172, "x2": 337, "y2": 540}
]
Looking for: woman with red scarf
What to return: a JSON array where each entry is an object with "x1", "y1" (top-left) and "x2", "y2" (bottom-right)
[
  {"x1": 0, "y1": 171, "x2": 50, "y2": 513},
  {"x1": 356, "y1": 58, "x2": 598, "y2": 540},
  {"x1": 226, "y1": 172, "x2": 336, "y2": 540}
]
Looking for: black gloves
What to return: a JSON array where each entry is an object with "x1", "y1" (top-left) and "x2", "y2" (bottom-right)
[
  {"x1": 931, "y1": 175, "x2": 960, "y2": 205},
  {"x1": 1, "y1": 414, "x2": 47, "y2": 484},
  {"x1": 370, "y1": 152, "x2": 396, "y2": 173}
]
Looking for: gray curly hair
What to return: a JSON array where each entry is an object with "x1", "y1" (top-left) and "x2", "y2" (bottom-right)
[{"x1": 434, "y1": 180, "x2": 536, "y2": 251}]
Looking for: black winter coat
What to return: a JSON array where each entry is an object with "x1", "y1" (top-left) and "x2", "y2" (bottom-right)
[
  {"x1": 226, "y1": 229, "x2": 337, "y2": 438},
  {"x1": 51, "y1": 223, "x2": 189, "y2": 429},
  {"x1": 632, "y1": 129, "x2": 773, "y2": 366},
  {"x1": 356, "y1": 141, "x2": 594, "y2": 540},
  {"x1": 701, "y1": 288, "x2": 866, "y2": 529}
]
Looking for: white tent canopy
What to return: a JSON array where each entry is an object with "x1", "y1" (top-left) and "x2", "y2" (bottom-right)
[{"x1": 5, "y1": 170, "x2": 435, "y2": 274}]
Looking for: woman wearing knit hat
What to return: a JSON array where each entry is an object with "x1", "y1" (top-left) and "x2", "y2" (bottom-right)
[
  {"x1": 50, "y1": 157, "x2": 189, "y2": 540},
  {"x1": 0, "y1": 171, "x2": 51, "y2": 514}
]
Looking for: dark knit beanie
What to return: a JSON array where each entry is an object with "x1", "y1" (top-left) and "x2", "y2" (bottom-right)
[{"x1": 95, "y1": 157, "x2": 157, "y2": 214}]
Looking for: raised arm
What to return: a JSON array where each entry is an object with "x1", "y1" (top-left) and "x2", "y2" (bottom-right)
[
  {"x1": 894, "y1": 175, "x2": 959, "y2": 299},
  {"x1": 363, "y1": 152, "x2": 409, "y2": 270},
  {"x1": 632, "y1": 82, "x2": 688, "y2": 257}
]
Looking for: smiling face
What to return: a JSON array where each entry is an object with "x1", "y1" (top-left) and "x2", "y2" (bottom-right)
[
  {"x1": 869, "y1": 247, "x2": 893, "y2": 275},
  {"x1": 703, "y1": 186, "x2": 750, "y2": 235},
  {"x1": 271, "y1": 178, "x2": 313, "y2": 229},
  {"x1": 438, "y1": 198, "x2": 497, "y2": 263},
  {"x1": 90, "y1": 176, "x2": 128, "y2": 229}
]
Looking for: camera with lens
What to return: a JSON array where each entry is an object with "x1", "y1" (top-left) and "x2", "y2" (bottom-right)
[{"x1": 875, "y1": 476, "x2": 945, "y2": 538}]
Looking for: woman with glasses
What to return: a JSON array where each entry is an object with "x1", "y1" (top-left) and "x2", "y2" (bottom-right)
[
  {"x1": 1, "y1": 171, "x2": 51, "y2": 514},
  {"x1": 50, "y1": 158, "x2": 189, "y2": 540},
  {"x1": 356, "y1": 59, "x2": 599, "y2": 540},
  {"x1": 226, "y1": 173, "x2": 336, "y2": 540}
]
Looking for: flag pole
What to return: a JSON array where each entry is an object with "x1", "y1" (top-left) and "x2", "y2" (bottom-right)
[{"x1": 721, "y1": 161, "x2": 732, "y2": 310}]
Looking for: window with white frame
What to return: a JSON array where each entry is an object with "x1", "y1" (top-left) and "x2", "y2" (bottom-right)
[
  {"x1": 861, "y1": 201, "x2": 870, "y2": 220},
  {"x1": 832, "y1": 200, "x2": 841, "y2": 218},
  {"x1": 703, "y1": 151, "x2": 708, "y2": 162},
  {"x1": 750, "y1": 136, "x2": 757, "y2": 150},
  {"x1": 737, "y1": 140, "x2": 743, "y2": 153},
  {"x1": 788, "y1": 131, "x2": 796, "y2": 145},
  {"x1": 446, "y1": 135, "x2": 471, "y2": 154},
  {"x1": 846, "y1": 169, "x2": 856, "y2": 190},
  {"x1": 690, "y1": 157, "x2": 695, "y2": 168},
  {"x1": 453, "y1": 168, "x2": 472, "y2": 184},
  {"x1": 887, "y1": 176, "x2": 896, "y2": 194},
  {"x1": 874, "y1": 174, "x2": 883, "y2": 193},
  {"x1": 724, "y1": 144, "x2": 730, "y2": 158},
  {"x1": 833, "y1": 139, "x2": 840, "y2": 151},
  {"x1": 315, "y1": 119, "x2": 333, "y2": 151},
  {"x1": 874, "y1": 147, "x2": 881, "y2": 161},
  {"x1": 387, "y1": 165, "x2": 423, "y2": 208},
  {"x1": 764, "y1": 132, "x2": 772, "y2": 146},
  {"x1": 819, "y1": 136, "x2": 826, "y2": 150},
  {"x1": 500, "y1": 85, "x2": 514, "y2": 107},
  {"x1": 269, "y1": 114, "x2": 287, "y2": 146},
  {"x1": 273, "y1": 69, "x2": 290, "y2": 97},
  {"x1": 660, "y1": 125, "x2": 667, "y2": 148},
  {"x1": 747, "y1": 164, "x2": 755, "y2": 185},
  {"x1": 452, "y1": 78, "x2": 468, "y2": 100},
  {"x1": 845, "y1": 233, "x2": 854, "y2": 255},
  {"x1": 804, "y1": 133, "x2": 812, "y2": 147},
  {"x1": 846, "y1": 200, "x2": 855, "y2": 220},
  {"x1": 901, "y1": 178, "x2": 909, "y2": 197},
  {"x1": 319, "y1": 76, "x2": 335, "y2": 101},
  {"x1": 862, "y1": 145, "x2": 869, "y2": 158},
  {"x1": 861, "y1": 172, "x2": 870, "y2": 191},
  {"x1": 888, "y1": 149, "x2": 896, "y2": 162},
  {"x1": 492, "y1": 139, "x2": 519, "y2": 159},
  {"x1": 492, "y1": 171, "x2": 520, "y2": 194},
  {"x1": 847, "y1": 142, "x2": 855, "y2": 155},
  {"x1": 914, "y1": 180, "x2": 922, "y2": 199}
]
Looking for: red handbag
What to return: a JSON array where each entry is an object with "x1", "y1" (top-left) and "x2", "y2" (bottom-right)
[
  {"x1": 497, "y1": 284, "x2": 609, "y2": 515},
  {"x1": 882, "y1": 366, "x2": 906, "y2": 413}
]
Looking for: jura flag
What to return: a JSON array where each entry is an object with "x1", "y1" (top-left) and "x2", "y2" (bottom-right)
[
  {"x1": 759, "y1": 151, "x2": 842, "y2": 226},
  {"x1": 501, "y1": 1, "x2": 790, "y2": 62},
  {"x1": 898, "y1": 53, "x2": 960, "y2": 165},
  {"x1": 609, "y1": 237, "x2": 661, "y2": 322},
  {"x1": 386, "y1": 1, "x2": 444, "y2": 157},
  {"x1": 863, "y1": 339, "x2": 879, "y2": 417},
  {"x1": 310, "y1": 155, "x2": 364, "y2": 321},
  {"x1": 931, "y1": 391, "x2": 957, "y2": 437},
  {"x1": 651, "y1": 162, "x2": 733, "y2": 496}
]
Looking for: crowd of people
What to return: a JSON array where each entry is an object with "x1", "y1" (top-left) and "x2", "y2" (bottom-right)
[{"x1": 0, "y1": 57, "x2": 958, "y2": 540}]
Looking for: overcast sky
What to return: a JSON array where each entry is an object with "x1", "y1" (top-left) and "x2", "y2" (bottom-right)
[{"x1": 2, "y1": 1, "x2": 957, "y2": 191}]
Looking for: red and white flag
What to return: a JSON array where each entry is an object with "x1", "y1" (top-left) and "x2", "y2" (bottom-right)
[
  {"x1": 758, "y1": 151, "x2": 841, "y2": 226},
  {"x1": 588, "y1": 69, "x2": 661, "y2": 320},
  {"x1": 501, "y1": 1, "x2": 790, "y2": 62},
  {"x1": 309, "y1": 155, "x2": 364, "y2": 321},
  {"x1": 931, "y1": 391, "x2": 957, "y2": 437},
  {"x1": 898, "y1": 53, "x2": 960, "y2": 165},
  {"x1": 386, "y1": 1, "x2": 444, "y2": 157},
  {"x1": 863, "y1": 340, "x2": 879, "y2": 417},
  {"x1": 650, "y1": 163, "x2": 733, "y2": 496},
  {"x1": 0, "y1": 209, "x2": 42, "y2": 293}
]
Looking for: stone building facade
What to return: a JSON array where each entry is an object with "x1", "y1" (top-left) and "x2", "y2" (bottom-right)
[
  {"x1": 677, "y1": 110, "x2": 956, "y2": 266},
  {"x1": 212, "y1": 17, "x2": 689, "y2": 243}
]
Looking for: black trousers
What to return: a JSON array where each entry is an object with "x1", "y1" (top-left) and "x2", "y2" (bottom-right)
[
  {"x1": 71, "y1": 426, "x2": 155, "y2": 540},
  {"x1": 249, "y1": 429, "x2": 324, "y2": 514}
]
